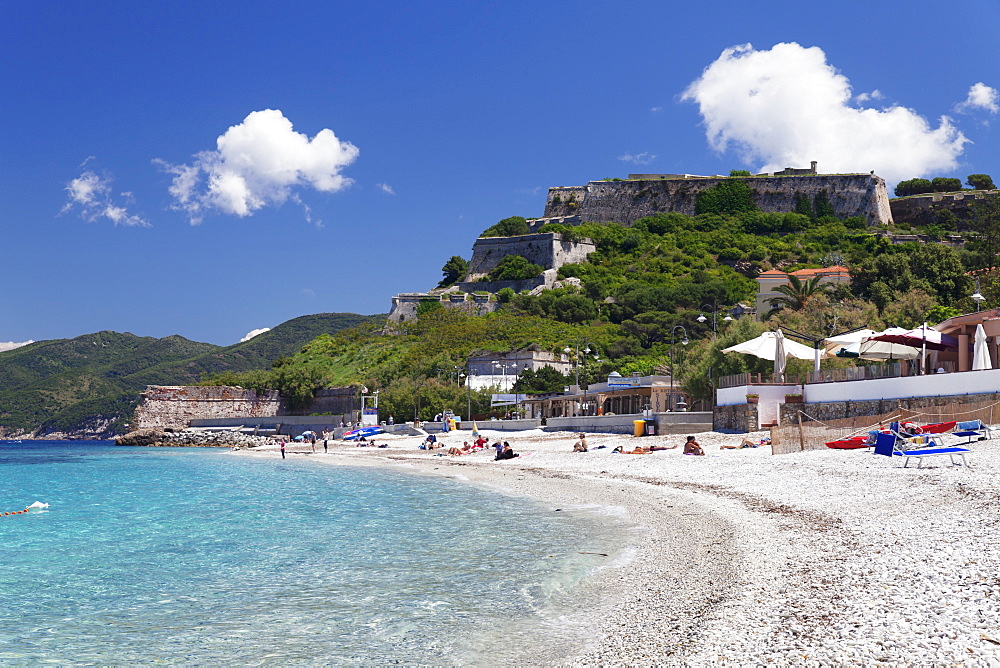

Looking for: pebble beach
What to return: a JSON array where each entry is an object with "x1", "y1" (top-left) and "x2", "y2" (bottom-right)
[{"x1": 241, "y1": 428, "x2": 1000, "y2": 665}]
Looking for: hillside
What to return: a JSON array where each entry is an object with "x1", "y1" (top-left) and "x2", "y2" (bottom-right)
[
  {"x1": 0, "y1": 312, "x2": 376, "y2": 439},
  {"x1": 214, "y1": 204, "x2": 992, "y2": 421}
]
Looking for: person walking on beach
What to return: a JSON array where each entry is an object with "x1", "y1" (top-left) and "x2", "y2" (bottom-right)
[{"x1": 279, "y1": 440, "x2": 286, "y2": 459}]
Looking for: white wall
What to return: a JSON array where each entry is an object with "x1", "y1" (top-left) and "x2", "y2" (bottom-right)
[
  {"x1": 717, "y1": 384, "x2": 802, "y2": 426},
  {"x1": 804, "y1": 368, "x2": 1000, "y2": 403}
]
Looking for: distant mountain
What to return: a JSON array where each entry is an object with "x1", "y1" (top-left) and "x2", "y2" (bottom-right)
[{"x1": 0, "y1": 312, "x2": 378, "y2": 439}]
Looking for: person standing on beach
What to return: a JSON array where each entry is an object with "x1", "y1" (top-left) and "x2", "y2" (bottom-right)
[{"x1": 280, "y1": 441, "x2": 286, "y2": 459}]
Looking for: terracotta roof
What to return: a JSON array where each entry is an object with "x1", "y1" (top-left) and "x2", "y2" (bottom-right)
[{"x1": 789, "y1": 265, "x2": 850, "y2": 277}]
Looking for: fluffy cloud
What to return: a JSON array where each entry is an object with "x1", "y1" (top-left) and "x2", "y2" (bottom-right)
[
  {"x1": 0, "y1": 340, "x2": 34, "y2": 353},
  {"x1": 239, "y1": 327, "x2": 270, "y2": 343},
  {"x1": 377, "y1": 183, "x2": 396, "y2": 195},
  {"x1": 681, "y1": 43, "x2": 969, "y2": 185},
  {"x1": 956, "y1": 82, "x2": 999, "y2": 114},
  {"x1": 618, "y1": 152, "x2": 657, "y2": 165},
  {"x1": 160, "y1": 109, "x2": 359, "y2": 224},
  {"x1": 62, "y1": 169, "x2": 148, "y2": 227}
]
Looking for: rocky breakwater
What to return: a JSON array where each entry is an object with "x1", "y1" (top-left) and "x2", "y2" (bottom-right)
[{"x1": 116, "y1": 428, "x2": 274, "y2": 449}]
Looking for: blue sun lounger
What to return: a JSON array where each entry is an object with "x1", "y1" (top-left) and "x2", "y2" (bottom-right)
[
  {"x1": 952, "y1": 420, "x2": 994, "y2": 446},
  {"x1": 874, "y1": 432, "x2": 971, "y2": 468}
]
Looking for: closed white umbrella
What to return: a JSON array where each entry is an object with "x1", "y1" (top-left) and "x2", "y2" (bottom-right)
[
  {"x1": 973, "y1": 324, "x2": 992, "y2": 371},
  {"x1": 773, "y1": 329, "x2": 787, "y2": 379}
]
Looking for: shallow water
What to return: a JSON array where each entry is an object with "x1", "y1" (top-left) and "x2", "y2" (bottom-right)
[{"x1": 0, "y1": 441, "x2": 629, "y2": 664}]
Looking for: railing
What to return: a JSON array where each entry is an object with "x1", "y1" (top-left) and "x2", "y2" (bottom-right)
[
  {"x1": 718, "y1": 372, "x2": 802, "y2": 388},
  {"x1": 806, "y1": 363, "x2": 903, "y2": 384}
]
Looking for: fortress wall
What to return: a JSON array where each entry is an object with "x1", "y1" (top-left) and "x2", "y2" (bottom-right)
[
  {"x1": 546, "y1": 175, "x2": 893, "y2": 225},
  {"x1": 464, "y1": 232, "x2": 595, "y2": 281},
  {"x1": 543, "y1": 186, "x2": 588, "y2": 218},
  {"x1": 134, "y1": 385, "x2": 282, "y2": 431},
  {"x1": 890, "y1": 191, "x2": 997, "y2": 228}
]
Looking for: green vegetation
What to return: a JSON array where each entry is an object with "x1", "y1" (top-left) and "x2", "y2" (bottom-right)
[
  {"x1": 729, "y1": 169, "x2": 752, "y2": 177},
  {"x1": 437, "y1": 256, "x2": 468, "y2": 287},
  {"x1": 694, "y1": 179, "x2": 758, "y2": 215},
  {"x1": 487, "y1": 255, "x2": 544, "y2": 281},
  {"x1": 480, "y1": 215, "x2": 529, "y2": 238},
  {"x1": 895, "y1": 174, "x2": 995, "y2": 197},
  {"x1": 967, "y1": 174, "x2": 996, "y2": 191}
]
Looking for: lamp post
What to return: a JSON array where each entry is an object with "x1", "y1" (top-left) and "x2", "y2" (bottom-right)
[
  {"x1": 696, "y1": 304, "x2": 733, "y2": 341},
  {"x1": 564, "y1": 342, "x2": 599, "y2": 415},
  {"x1": 973, "y1": 277, "x2": 986, "y2": 312},
  {"x1": 669, "y1": 326, "x2": 689, "y2": 411}
]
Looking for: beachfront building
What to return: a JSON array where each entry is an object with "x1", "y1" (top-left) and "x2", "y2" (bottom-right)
[
  {"x1": 755, "y1": 265, "x2": 851, "y2": 318},
  {"x1": 521, "y1": 373, "x2": 685, "y2": 419},
  {"x1": 466, "y1": 350, "x2": 572, "y2": 392}
]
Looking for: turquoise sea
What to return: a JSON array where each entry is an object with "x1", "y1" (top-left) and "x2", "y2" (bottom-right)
[{"x1": 0, "y1": 441, "x2": 628, "y2": 664}]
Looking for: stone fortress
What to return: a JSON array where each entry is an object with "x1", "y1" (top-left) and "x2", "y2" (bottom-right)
[{"x1": 388, "y1": 163, "x2": 894, "y2": 323}]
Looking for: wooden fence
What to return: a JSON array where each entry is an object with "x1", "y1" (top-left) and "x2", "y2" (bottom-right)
[{"x1": 770, "y1": 399, "x2": 1000, "y2": 455}]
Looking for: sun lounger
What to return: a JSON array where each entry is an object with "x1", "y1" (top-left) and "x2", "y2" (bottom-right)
[
  {"x1": 952, "y1": 420, "x2": 994, "y2": 445},
  {"x1": 873, "y1": 433, "x2": 971, "y2": 468}
]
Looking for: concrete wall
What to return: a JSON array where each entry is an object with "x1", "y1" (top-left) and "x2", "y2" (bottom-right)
[
  {"x1": 543, "y1": 175, "x2": 892, "y2": 225},
  {"x1": 714, "y1": 404, "x2": 760, "y2": 433},
  {"x1": 803, "y1": 369, "x2": 1000, "y2": 403},
  {"x1": 134, "y1": 386, "x2": 282, "y2": 431}
]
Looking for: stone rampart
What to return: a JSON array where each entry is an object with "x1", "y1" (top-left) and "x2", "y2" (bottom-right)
[
  {"x1": 464, "y1": 232, "x2": 595, "y2": 281},
  {"x1": 134, "y1": 385, "x2": 282, "y2": 431},
  {"x1": 543, "y1": 175, "x2": 893, "y2": 225},
  {"x1": 889, "y1": 191, "x2": 998, "y2": 228}
]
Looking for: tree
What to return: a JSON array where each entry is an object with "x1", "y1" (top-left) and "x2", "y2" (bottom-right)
[
  {"x1": 894, "y1": 178, "x2": 933, "y2": 197},
  {"x1": 480, "y1": 216, "x2": 529, "y2": 238},
  {"x1": 967, "y1": 174, "x2": 996, "y2": 191},
  {"x1": 932, "y1": 177, "x2": 962, "y2": 193},
  {"x1": 766, "y1": 275, "x2": 832, "y2": 313},
  {"x1": 967, "y1": 195, "x2": 1000, "y2": 269},
  {"x1": 437, "y1": 256, "x2": 468, "y2": 288},
  {"x1": 512, "y1": 366, "x2": 570, "y2": 394},
  {"x1": 694, "y1": 179, "x2": 758, "y2": 215},
  {"x1": 487, "y1": 255, "x2": 544, "y2": 281},
  {"x1": 729, "y1": 169, "x2": 752, "y2": 177}
]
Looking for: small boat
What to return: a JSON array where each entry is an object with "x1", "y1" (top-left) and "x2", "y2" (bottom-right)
[
  {"x1": 343, "y1": 426, "x2": 384, "y2": 441},
  {"x1": 825, "y1": 437, "x2": 869, "y2": 450}
]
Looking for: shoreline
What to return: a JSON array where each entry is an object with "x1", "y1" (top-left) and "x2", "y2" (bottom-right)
[{"x1": 235, "y1": 428, "x2": 1000, "y2": 664}]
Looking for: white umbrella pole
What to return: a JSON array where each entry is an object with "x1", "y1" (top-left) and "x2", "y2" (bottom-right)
[
  {"x1": 814, "y1": 346, "x2": 821, "y2": 373},
  {"x1": 921, "y1": 322, "x2": 927, "y2": 375}
]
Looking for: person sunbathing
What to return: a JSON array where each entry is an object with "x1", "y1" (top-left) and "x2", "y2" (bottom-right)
[
  {"x1": 573, "y1": 433, "x2": 588, "y2": 452},
  {"x1": 495, "y1": 444, "x2": 518, "y2": 460},
  {"x1": 448, "y1": 442, "x2": 473, "y2": 456},
  {"x1": 722, "y1": 437, "x2": 764, "y2": 449}
]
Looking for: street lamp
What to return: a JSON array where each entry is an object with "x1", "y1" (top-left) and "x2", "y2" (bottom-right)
[
  {"x1": 696, "y1": 304, "x2": 733, "y2": 341},
  {"x1": 670, "y1": 325, "x2": 689, "y2": 411},
  {"x1": 564, "y1": 343, "x2": 599, "y2": 415},
  {"x1": 973, "y1": 277, "x2": 986, "y2": 312}
]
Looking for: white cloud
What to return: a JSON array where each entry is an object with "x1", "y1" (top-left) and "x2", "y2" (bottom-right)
[
  {"x1": 0, "y1": 340, "x2": 34, "y2": 353},
  {"x1": 62, "y1": 169, "x2": 149, "y2": 227},
  {"x1": 239, "y1": 327, "x2": 270, "y2": 343},
  {"x1": 618, "y1": 152, "x2": 657, "y2": 165},
  {"x1": 158, "y1": 109, "x2": 359, "y2": 224},
  {"x1": 681, "y1": 43, "x2": 969, "y2": 186},
  {"x1": 956, "y1": 82, "x2": 999, "y2": 114},
  {"x1": 377, "y1": 183, "x2": 395, "y2": 195},
  {"x1": 301, "y1": 288, "x2": 316, "y2": 298},
  {"x1": 855, "y1": 89, "x2": 883, "y2": 103}
]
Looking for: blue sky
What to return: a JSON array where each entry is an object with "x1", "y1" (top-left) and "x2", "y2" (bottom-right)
[{"x1": 2, "y1": 0, "x2": 998, "y2": 348}]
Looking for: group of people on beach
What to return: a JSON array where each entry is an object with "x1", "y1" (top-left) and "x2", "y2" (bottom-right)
[
  {"x1": 431, "y1": 436, "x2": 518, "y2": 460},
  {"x1": 611, "y1": 435, "x2": 705, "y2": 455}
]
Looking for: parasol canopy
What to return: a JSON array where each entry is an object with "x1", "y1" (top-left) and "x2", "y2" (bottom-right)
[
  {"x1": 870, "y1": 326, "x2": 959, "y2": 352},
  {"x1": 722, "y1": 330, "x2": 826, "y2": 362},
  {"x1": 823, "y1": 329, "x2": 879, "y2": 354}
]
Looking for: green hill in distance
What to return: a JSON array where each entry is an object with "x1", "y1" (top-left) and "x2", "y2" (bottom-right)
[{"x1": 0, "y1": 312, "x2": 378, "y2": 439}]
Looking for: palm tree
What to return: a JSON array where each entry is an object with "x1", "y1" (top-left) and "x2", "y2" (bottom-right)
[{"x1": 767, "y1": 275, "x2": 831, "y2": 312}]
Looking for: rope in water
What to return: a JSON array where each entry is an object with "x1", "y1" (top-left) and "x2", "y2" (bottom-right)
[{"x1": 2, "y1": 507, "x2": 32, "y2": 517}]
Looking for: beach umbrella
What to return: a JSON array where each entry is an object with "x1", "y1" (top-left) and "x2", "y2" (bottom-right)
[
  {"x1": 824, "y1": 329, "x2": 879, "y2": 354},
  {"x1": 855, "y1": 327, "x2": 921, "y2": 360},
  {"x1": 973, "y1": 324, "x2": 992, "y2": 371},
  {"x1": 870, "y1": 327, "x2": 959, "y2": 352},
  {"x1": 773, "y1": 329, "x2": 787, "y2": 379},
  {"x1": 722, "y1": 331, "x2": 825, "y2": 362}
]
